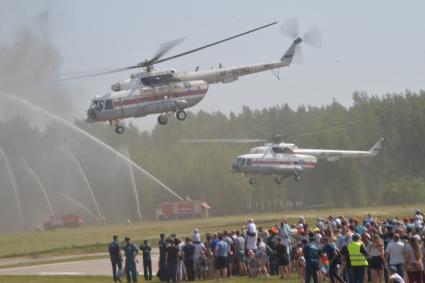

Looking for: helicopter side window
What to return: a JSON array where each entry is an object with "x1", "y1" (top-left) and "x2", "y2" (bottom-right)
[
  {"x1": 241, "y1": 159, "x2": 246, "y2": 166},
  {"x1": 246, "y1": 159, "x2": 252, "y2": 166},
  {"x1": 105, "y1": 100, "x2": 113, "y2": 110}
]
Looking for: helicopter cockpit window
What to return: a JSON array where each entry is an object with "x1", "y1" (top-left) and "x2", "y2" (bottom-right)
[
  {"x1": 141, "y1": 74, "x2": 179, "y2": 86},
  {"x1": 246, "y1": 159, "x2": 252, "y2": 166},
  {"x1": 90, "y1": 100, "x2": 104, "y2": 112},
  {"x1": 96, "y1": 101, "x2": 104, "y2": 112},
  {"x1": 272, "y1": 147, "x2": 294, "y2": 154},
  {"x1": 105, "y1": 100, "x2": 113, "y2": 110},
  {"x1": 240, "y1": 159, "x2": 246, "y2": 166}
]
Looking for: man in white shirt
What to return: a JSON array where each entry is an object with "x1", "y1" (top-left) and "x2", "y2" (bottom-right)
[
  {"x1": 246, "y1": 218, "x2": 257, "y2": 254},
  {"x1": 385, "y1": 233, "x2": 405, "y2": 278}
]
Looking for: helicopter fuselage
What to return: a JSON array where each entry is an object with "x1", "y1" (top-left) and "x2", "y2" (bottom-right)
[
  {"x1": 232, "y1": 152, "x2": 318, "y2": 176},
  {"x1": 87, "y1": 80, "x2": 208, "y2": 123},
  {"x1": 232, "y1": 138, "x2": 383, "y2": 184},
  {"x1": 86, "y1": 37, "x2": 300, "y2": 133}
]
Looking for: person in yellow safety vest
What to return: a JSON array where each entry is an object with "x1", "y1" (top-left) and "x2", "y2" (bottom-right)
[{"x1": 343, "y1": 233, "x2": 368, "y2": 283}]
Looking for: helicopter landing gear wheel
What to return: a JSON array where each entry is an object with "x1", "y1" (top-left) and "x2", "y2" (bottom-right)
[
  {"x1": 294, "y1": 175, "x2": 302, "y2": 182},
  {"x1": 275, "y1": 176, "x2": 284, "y2": 184},
  {"x1": 176, "y1": 110, "x2": 187, "y2": 121},
  {"x1": 114, "y1": 120, "x2": 125, "y2": 134},
  {"x1": 249, "y1": 177, "x2": 256, "y2": 185},
  {"x1": 157, "y1": 114, "x2": 168, "y2": 125},
  {"x1": 115, "y1": 125, "x2": 125, "y2": 134}
]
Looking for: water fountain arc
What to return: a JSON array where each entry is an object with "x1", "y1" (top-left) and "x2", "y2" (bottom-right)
[{"x1": 0, "y1": 92, "x2": 184, "y2": 201}]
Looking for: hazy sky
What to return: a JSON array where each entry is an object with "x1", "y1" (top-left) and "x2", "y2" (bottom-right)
[{"x1": 1, "y1": 0, "x2": 424, "y2": 130}]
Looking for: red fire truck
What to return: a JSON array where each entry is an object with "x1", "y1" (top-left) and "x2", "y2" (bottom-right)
[
  {"x1": 43, "y1": 214, "x2": 84, "y2": 230},
  {"x1": 156, "y1": 200, "x2": 210, "y2": 220}
]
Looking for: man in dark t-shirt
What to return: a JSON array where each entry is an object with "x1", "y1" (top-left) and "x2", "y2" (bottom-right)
[
  {"x1": 166, "y1": 238, "x2": 180, "y2": 283},
  {"x1": 183, "y1": 237, "x2": 196, "y2": 281}
]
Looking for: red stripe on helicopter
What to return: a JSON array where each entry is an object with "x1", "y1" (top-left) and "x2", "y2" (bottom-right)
[
  {"x1": 113, "y1": 89, "x2": 207, "y2": 107},
  {"x1": 252, "y1": 160, "x2": 317, "y2": 166}
]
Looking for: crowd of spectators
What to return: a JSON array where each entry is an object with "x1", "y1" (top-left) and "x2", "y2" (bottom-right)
[{"x1": 109, "y1": 209, "x2": 425, "y2": 283}]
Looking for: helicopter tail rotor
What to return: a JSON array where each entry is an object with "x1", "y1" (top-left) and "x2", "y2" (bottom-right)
[{"x1": 279, "y1": 17, "x2": 322, "y2": 64}]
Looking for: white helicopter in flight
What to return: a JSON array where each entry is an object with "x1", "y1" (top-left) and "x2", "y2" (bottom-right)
[
  {"x1": 64, "y1": 19, "x2": 321, "y2": 134},
  {"x1": 182, "y1": 126, "x2": 384, "y2": 184}
]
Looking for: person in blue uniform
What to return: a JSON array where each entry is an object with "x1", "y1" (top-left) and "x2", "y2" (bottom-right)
[
  {"x1": 303, "y1": 232, "x2": 323, "y2": 283},
  {"x1": 109, "y1": 235, "x2": 123, "y2": 283},
  {"x1": 139, "y1": 240, "x2": 152, "y2": 281},
  {"x1": 158, "y1": 233, "x2": 168, "y2": 282},
  {"x1": 124, "y1": 237, "x2": 139, "y2": 283}
]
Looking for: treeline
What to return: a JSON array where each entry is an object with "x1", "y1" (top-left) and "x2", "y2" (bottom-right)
[
  {"x1": 0, "y1": 91, "x2": 424, "y2": 228},
  {"x1": 78, "y1": 90, "x2": 425, "y2": 216}
]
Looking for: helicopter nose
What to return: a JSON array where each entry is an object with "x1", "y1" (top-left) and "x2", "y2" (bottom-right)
[
  {"x1": 86, "y1": 108, "x2": 96, "y2": 123},
  {"x1": 232, "y1": 163, "x2": 241, "y2": 172}
]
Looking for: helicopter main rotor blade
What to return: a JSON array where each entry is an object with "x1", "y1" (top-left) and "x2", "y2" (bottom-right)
[
  {"x1": 60, "y1": 38, "x2": 183, "y2": 80},
  {"x1": 61, "y1": 21, "x2": 277, "y2": 81},
  {"x1": 280, "y1": 119, "x2": 361, "y2": 141},
  {"x1": 148, "y1": 37, "x2": 186, "y2": 64},
  {"x1": 60, "y1": 66, "x2": 137, "y2": 81},
  {"x1": 180, "y1": 139, "x2": 267, "y2": 144},
  {"x1": 152, "y1": 21, "x2": 278, "y2": 65}
]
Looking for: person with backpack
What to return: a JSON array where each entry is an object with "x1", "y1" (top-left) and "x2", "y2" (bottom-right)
[
  {"x1": 109, "y1": 235, "x2": 123, "y2": 283},
  {"x1": 323, "y1": 236, "x2": 344, "y2": 283}
]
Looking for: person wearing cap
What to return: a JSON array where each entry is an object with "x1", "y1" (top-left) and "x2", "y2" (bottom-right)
[
  {"x1": 139, "y1": 240, "x2": 152, "y2": 281},
  {"x1": 304, "y1": 232, "x2": 323, "y2": 283},
  {"x1": 389, "y1": 266, "x2": 405, "y2": 283},
  {"x1": 386, "y1": 233, "x2": 405, "y2": 279},
  {"x1": 344, "y1": 233, "x2": 368, "y2": 283},
  {"x1": 404, "y1": 236, "x2": 423, "y2": 283},
  {"x1": 109, "y1": 235, "x2": 123, "y2": 283},
  {"x1": 123, "y1": 237, "x2": 139, "y2": 283}
]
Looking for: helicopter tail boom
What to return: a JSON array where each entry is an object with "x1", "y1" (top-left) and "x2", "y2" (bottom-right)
[{"x1": 280, "y1": 37, "x2": 302, "y2": 66}]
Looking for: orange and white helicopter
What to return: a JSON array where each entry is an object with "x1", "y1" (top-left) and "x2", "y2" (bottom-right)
[
  {"x1": 65, "y1": 19, "x2": 320, "y2": 133},
  {"x1": 182, "y1": 126, "x2": 384, "y2": 184}
]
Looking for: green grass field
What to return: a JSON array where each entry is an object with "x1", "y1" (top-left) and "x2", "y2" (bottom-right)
[{"x1": 0, "y1": 204, "x2": 421, "y2": 259}]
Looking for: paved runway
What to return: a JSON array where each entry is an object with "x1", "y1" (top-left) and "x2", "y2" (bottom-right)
[{"x1": 0, "y1": 254, "x2": 159, "y2": 276}]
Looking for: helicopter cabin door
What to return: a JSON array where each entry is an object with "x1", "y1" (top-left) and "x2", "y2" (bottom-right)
[{"x1": 119, "y1": 97, "x2": 138, "y2": 118}]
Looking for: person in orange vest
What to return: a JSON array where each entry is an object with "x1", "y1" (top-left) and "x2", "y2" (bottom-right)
[{"x1": 342, "y1": 233, "x2": 368, "y2": 283}]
